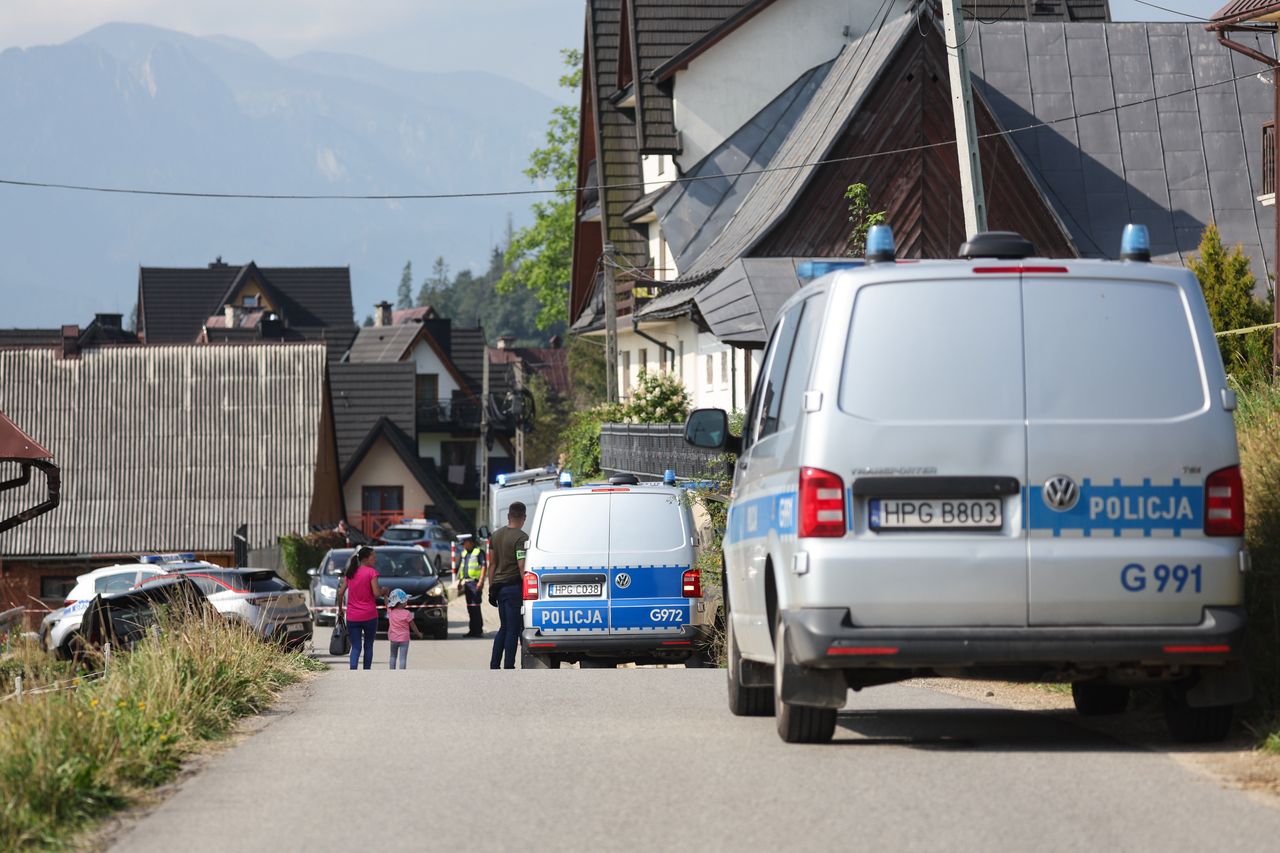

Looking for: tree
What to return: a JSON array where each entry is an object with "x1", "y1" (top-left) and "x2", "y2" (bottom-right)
[
  {"x1": 416, "y1": 256, "x2": 451, "y2": 307},
  {"x1": 1188, "y1": 223, "x2": 1273, "y2": 384},
  {"x1": 362, "y1": 314, "x2": 374, "y2": 327},
  {"x1": 845, "y1": 183, "x2": 886, "y2": 257},
  {"x1": 498, "y1": 49, "x2": 581, "y2": 330},
  {"x1": 397, "y1": 261, "x2": 413, "y2": 310}
]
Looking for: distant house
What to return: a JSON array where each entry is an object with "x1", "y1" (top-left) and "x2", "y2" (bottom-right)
[
  {"x1": 138, "y1": 259, "x2": 359, "y2": 361},
  {"x1": 0, "y1": 314, "x2": 139, "y2": 352},
  {"x1": 0, "y1": 344, "x2": 343, "y2": 616}
]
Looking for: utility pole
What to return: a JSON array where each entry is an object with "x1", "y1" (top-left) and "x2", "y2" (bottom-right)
[
  {"x1": 941, "y1": 1, "x2": 987, "y2": 237},
  {"x1": 479, "y1": 350, "x2": 489, "y2": 531},
  {"x1": 602, "y1": 241, "x2": 620, "y2": 403},
  {"x1": 514, "y1": 359, "x2": 525, "y2": 471}
]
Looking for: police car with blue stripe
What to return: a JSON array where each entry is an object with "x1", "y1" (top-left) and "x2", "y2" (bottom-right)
[
  {"x1": 686, "y1": 224, "x2": 1250, "y2": 743},
  {"x1": 519, "y1": 473, "x2": 713, "y2": 668}
]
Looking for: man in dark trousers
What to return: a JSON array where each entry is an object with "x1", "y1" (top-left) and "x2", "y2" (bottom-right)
[
  {"x1": 455, "y1": 535, "x2": 487, "y2": 638},
  {"x1": 486, "y1": 501, "x2": 528, "y2": 669}
]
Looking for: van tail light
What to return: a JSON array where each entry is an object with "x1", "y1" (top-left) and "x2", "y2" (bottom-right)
[
  {"x1": 799, "y1": 468, "x2": 846, "y2": 538},
  {"x1": 522, "y1": 571, "x2": 539, "y2": 600},
  {"x1": 1204, "y1": 466, "x2": 1245, "y2": 537},
  {"x1": 682, "y1": 569, "x2": 701, "y2": 598}
]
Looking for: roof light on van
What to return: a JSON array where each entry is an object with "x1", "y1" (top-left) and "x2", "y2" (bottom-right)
[
  {"x1": 1120, "y1": 223, "x2": 1151, "y2": 262},
  {"x1": 663, "y1": 469, "x2": 676, "y2": 485},
  {"x1": 865, "y1": 224, "x2": 896, "y2": 263},
  {"x1": 139, "y1": 553, "x2": 196, "y2": 564},
  {"x1": 796, "y1": 259, "x2": 864, "y2": 282},
  {"x1": 559, "y1": 471, "x2": 573, "y2": 487},
  {"x1": 497, "y1": 473, "x2": 507, "y2": 486}
]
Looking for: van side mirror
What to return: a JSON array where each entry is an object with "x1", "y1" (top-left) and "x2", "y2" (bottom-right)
[{"x1": 685, "y1": 409, "x2": 729, "y2": 449}]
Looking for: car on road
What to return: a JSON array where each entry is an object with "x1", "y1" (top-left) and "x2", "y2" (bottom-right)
[
  {"x1": 379, "y1": 520, "x2": 454, "y2": 574},
  {"x1": 687, "y1": 225, "x2": 1251, "y2": 744},
  {"x1": 309, "y1": 546, "x2": 449, "y2": 639},
  {"x1": 141, "y1": 568, "x2": 312, "y2": 650},
  {"x1": 519, "y1": 475, "x2": 714, "y2": 669},
  {"x1": 40, "y1": 555, "x2": 216, "y2": 658}
]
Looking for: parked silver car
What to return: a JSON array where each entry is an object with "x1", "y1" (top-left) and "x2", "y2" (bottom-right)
[{"x1": 141, "y1": 568, "x2": 312, "y2": 650}]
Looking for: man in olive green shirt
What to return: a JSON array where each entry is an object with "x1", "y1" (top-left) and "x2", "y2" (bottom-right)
[{"x1": 486, "y1": 501, "x2": 528, "y2": 669}]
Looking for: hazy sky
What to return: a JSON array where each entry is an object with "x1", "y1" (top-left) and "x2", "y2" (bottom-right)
[{"x1": 0, "y1": 0, "x2": 585, "y2": 101}]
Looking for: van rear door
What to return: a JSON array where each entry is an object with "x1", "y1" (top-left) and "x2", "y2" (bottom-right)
[
  {"x1": 836, "y1": 277, "x2": 1028, "y2": 627},
  {"x1": 1021, "y1": 272, "x2": 1242, "y2": 626},
  {"x1": 605, "y1": 490, "x2": 692, "y2": 635}
]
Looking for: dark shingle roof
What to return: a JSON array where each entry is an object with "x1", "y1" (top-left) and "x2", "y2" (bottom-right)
[
  {"x1": 329, "y1": 362, "x2": 416, "y2": 469},
  {"x1": 1208, "y1": 0, "x2": 1280, "y2": 24},
  {"x1": 0, "y1": 329, "x2": 59, "y2": 348},
  {"x1": 968, "y1": 21, "x2": 1276, "y2": 284},
  {"x1": 449, "y1": 327, "x2": 488, "y2": 396},
  {"x1": 347, "y1": 324, "x2": 420, "y2": 363},
  {"x1": 138, "y1": 263, "x2": 356, "y2": 347},
  {"x1": 691, "y1": 258, "x2": 805, "y2": 347},
  {"x1": 0, "y1": 345, "x2": 339, "y2": 555}
]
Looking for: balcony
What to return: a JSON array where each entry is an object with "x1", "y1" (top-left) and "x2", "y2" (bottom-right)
[
  {"x1": 1262, "y1": 121, "x2": 1275, "y2": 206},
  {"x1": 416, "y1": 397, "x2": 484, "y2": 431}
]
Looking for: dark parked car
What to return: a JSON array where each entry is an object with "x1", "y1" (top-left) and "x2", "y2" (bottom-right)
[
  {"x1": 80, "y1": 576, "x2": 213, "y2": 654},
  {"x1": 309, "y1": 546, "x2": 449, "y2": 639}
]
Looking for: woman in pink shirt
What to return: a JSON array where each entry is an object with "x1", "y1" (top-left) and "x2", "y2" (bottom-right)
[{"x1": 337, "y1": 546, "x2": 382, "y2": 670}]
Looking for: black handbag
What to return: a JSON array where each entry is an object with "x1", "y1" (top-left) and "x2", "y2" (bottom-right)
[{"x1": 329, "y1": 616, "x2": 350, "y2": 656}]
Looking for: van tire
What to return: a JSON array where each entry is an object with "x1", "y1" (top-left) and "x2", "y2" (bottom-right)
[
  {"x1": 1163, "y1": 688, "x2": 1233, "y2": 743},
  {"x1": 773, "y1": 612, "x2": 835, "y2": 744},
  {"x1": 521, "y1": 648, "x2": 559, "y2": 669},
  {"x1": 433, "y1": 624, "x2": 449, "y2": 641},
  {"x1": 727, "y1": 617, "x2": 774, "y2": 717},
  {"x1": 1071, "y1": 682, "x2": 1130, "y2": 716}
]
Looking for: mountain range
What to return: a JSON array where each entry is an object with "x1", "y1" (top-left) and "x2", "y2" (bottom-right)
[{"x1": 0, "y1": 22, "x2": 559, "y2": 328}]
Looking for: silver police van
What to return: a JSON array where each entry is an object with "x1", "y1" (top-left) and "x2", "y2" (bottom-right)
[
  {"x1": 519, "y1": 474, "x2": 715, "y2": 668},
  {"x1": 686, "y1": 225, "x2": 1249, "y2": 744}
]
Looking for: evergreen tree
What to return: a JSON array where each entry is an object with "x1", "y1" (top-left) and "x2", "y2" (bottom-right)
[
  {"x1": 1188, "y1": 223, "x2": 1273, "y2": 383},
  {"x1": 397, "y1": 261, "x2": 413, "y2": 309}
]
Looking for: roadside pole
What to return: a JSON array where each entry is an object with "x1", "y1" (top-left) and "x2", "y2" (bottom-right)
[
  {"x1": 603, "y1": 241, "x2": 619, "y2": 403},
  {"x1": 514, "y1": 359, "x2": 525, "y2": 471},
  {"x1": 941, "y1": 1, "x2": 987, "y2": 237},
  {"x1": 479, "y1": 350, "x2": 489, "y2": 532}
]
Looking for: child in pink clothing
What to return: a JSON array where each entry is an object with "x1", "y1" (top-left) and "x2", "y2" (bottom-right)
[{"x1": 385, "y1": 588, "x2": 423, "y2": 669}]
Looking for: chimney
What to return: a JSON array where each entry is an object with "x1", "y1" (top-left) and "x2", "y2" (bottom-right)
[
  {"x1": 374, "y1": 301, "x2": 393, "y2": 327},
  {"x1": 497, "y1": 335, "x2": 516, "y2": 350},
  {"x1": 94, "y1": 313, "x2": 123, "y2": 330},
  {"x1": 260, "y1": 312, "x2": 284, "y2": 340},
  {"x1": 224, "y1": 304, "x2": 241, "y2": 328},
  {"x1": 60, "y1": 324, "x2": 80, "y2": 359},
  {"x1": 208, "y1": 256, "x2": 228, "y2": 269}
]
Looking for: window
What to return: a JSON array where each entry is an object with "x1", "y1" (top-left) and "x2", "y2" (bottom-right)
[
  {"x1": 40, "y1": 575, "x2": 76, "y2": 601},
  {"x1": 537, "y1": 494, "x2": 610, "y2": 553},
  {"x1": 776, "y1": 297, "x2": 824, "y2": 434},
  {"x1": 622, "y1": 350, "x2": 632, "y2": 392},
  {"x1": 840, "y1": 281, "x2": 1024, "y2": 422},
  {"x1": 705, "y1": 354, "x2": 714, "y2": 386},
  {"x1": 678, "y1": 340, "x2": 684, "y2": 379},
  {"x1": 362, "y1": 486, "x2": 404, "y2": 513},
  {"x1": 242, "y1": 294, "x2": 260, "y2": 308},
  {"x1": 95, "y1": 571, "x2": 140, "y2": 594},
  {"x1": 721, "y1": 351, "x2": 729, "y2": 385},
  {"x1": 638, "y1": 347, "x2": 648, "y2": 376},
  {"x1": 1023, "y1": 279, "x2": 1205, "y2": 420},
  {"x1": 753, "y1": 303, "x2": 804, "y2": 442},
  {"x1": 657, "y1": 155, "x2": 666, "y2": 177},
  {"x1": 416, "y1": 373, "x2": 439, "y2": 403},
  {"x1": 609, "y1": 493, "x2": 687, "y2": 553}
]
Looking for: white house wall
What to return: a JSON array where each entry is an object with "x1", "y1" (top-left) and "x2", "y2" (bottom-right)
[
  {"x1": 411, "y1": 340, "x2": 461, "y2": 397},
  {"x1": 672, "y1": 0, "x2": 911, "y2": 171},
  {"x1": 615, "y1": 321, "x2": 758, "y2": 414}
]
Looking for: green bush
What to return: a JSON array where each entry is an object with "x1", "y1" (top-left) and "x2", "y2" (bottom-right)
[
  {"x1": 1188, "y1": 223, "x2": 1274, "y2": 387},
  {"x1": 623, "y1": 370, "x2": 691, "y2": 424},
  {"x1": 563, "y1": 402, "x2": 625, "y2": 480},
  {"x1": 0, "y1": 610, "x2": 321, "y2": 849},
  {"x1": 1237, "y1": 383, "x2": 1280, "y2": 748},
  {"x1": 278, "y1": 530, "x2": 342, "y2": 589}
]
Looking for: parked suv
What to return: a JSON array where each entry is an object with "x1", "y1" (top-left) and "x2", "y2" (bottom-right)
[
  {"x1": 380, "y1": 520, "x2": 453, "y2": 574},
  {"x1": 519, "y1": 475, "x2": 714, "y2": 668},
  {"x1": 142, "y1": 568, "x2": 313, "y2": 650},
  {"x1": 309, "y1": 546, "x2": 449, "y2": 639},
  {"x1": 687, "y1": 226, "x2": 1250, "y2": 744}
]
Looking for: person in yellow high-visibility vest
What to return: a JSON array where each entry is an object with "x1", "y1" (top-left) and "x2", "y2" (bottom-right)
[{"x1": 456, "y1": 535, "x2": 487, "y2": 638}]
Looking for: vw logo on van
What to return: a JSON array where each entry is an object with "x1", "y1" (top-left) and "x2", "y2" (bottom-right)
[
  {"x1": 1043, "y1": 475, "x2": 1080, "y2": 512},
  {"x1": 614, "y1": 572, "x2": 632, "y2": 589}
]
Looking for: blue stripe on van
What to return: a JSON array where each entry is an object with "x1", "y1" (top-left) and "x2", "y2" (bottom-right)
[
  {"x1": 723, "y1": 491, "x2": 798, "y2": 545},
  {"x1": 1025, "y1": 478, "x2": 1203, "y2": 538}
]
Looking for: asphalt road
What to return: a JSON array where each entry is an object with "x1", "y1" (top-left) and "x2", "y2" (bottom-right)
[{"x1": 110, "y1": 596, "x2": 1280, "y2": 852}]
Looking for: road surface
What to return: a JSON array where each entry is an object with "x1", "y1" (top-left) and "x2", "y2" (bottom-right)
[{"x1": 110, "y1": 595, "x2": 1280, "y2": 852}]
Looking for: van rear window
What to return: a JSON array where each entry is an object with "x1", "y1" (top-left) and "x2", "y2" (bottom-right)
[
  {"x1": 839, "y1": 281, "x2": 1025, "y2": 421},
  {"x1": 536, "y1": 494, "x2": 610, "y2": 554},
  {"x1": 609, "y1": 493, "x2": 687, "y2": 554},
  {"x1": 1023, "y1": 279, "x2": 1205, "y2": 420}
]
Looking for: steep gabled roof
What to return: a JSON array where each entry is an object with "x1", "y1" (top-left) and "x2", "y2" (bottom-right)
[
  {"x1": 1209, "y1": 0, "x2": 1280, "y2": 25},
  {"x1": 0, "y1": 344, "x2": 339, "y2": 555},
  {"x1": 346, "y1": 324, "x2": 420, "y2": 363},
  {"x1": 340, "y1": 417, "x2": 473, "y2": 533},
  {"x1": 329, "y1": 362, "x2": 416, "y2": 469},
  {"x1": 0, "y1": 409, "x2": 51, "y2": 460}
]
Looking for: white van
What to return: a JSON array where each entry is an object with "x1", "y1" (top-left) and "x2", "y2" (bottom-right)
[{"x1": 686, "y1": 226, "x2": 1249, "y2": 744}]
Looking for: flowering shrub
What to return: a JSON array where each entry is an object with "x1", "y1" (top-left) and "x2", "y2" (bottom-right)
[{"x1": 624, "y1": 370, "x2": 691, "y2": 424}]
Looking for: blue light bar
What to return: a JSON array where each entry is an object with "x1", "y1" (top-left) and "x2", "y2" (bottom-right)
[
  {"x1": 866, "y1": 224, "x2": 896, "y2": 263},
  {"x1": 559, "y1": 470, "x2": 573, "y2": 487},
  {"x1": 1120, "y1": 223, "x2": 1150, "y2": 262},
  {"x1": 663, "y1": 469, "x2": 676, "y2": 485},
  {"x1": 496, "y1": 473, "x2": 507, "y2": 486},
  {"x1": 796, "y1": 259, "x2": 864, "y2": 283},
  {"x1": 140, "y1": 552, "x2": 197, "y2": 564}
]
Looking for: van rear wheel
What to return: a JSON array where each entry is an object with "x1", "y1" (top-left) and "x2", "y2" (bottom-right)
[
  {"x1": 773, "y1": 613, "x2": 835, "y2": 743},
  {"x1": 1163, "y1": 687, "x2": 1233, "y2": 743},
  {"x1": 520, "y1": 648, "x2": 560, "y2": 669},
  {"x1": 1071, "y1": 682, "x2": 1130, "y2": 716},
  {"x1": 727, "y1": 617, "x2": 774, "y2": 717}
]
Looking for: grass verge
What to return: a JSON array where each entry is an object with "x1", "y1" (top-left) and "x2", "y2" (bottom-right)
[
  {"x1": 1236, "y1": 382, "x2": 1280, "y2": 752},
  {"x1": 0, "y1": 611, "x2": 323, "y2": 849}
]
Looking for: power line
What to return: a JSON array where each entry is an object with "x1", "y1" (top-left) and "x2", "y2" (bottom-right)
[
  {"x1": 1127, "y1": 0, "x2": 1216, "y2": 22},
  {"x1": 0, "y1": 67, "x2": 1265, "y2": 204}
]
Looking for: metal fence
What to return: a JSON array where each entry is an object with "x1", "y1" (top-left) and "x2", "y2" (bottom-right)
[{"x1": 599, "y1": 423, "x2": 729, "y2": 481}]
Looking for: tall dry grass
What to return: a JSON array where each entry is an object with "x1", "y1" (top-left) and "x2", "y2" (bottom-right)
[{"x1": 0, "y1": 608, "x2": 322, "y2": 849}]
